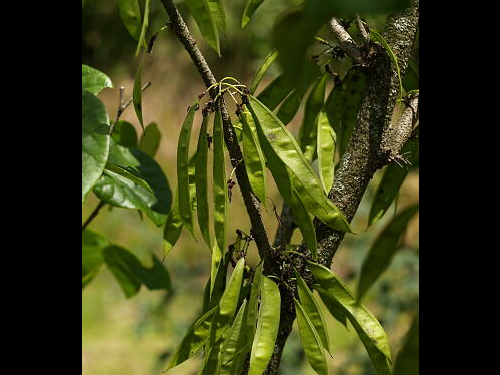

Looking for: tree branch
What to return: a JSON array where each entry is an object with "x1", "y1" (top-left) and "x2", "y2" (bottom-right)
[
  {"x1": 355, "y1": 14, "x2": 371, "y2": 44},
  {"x1": 329, "y1": 18, "x2": 365, "y2": 65},
  {"x1": 159, "y1": 0, "x2": 272, "y2": 258}
]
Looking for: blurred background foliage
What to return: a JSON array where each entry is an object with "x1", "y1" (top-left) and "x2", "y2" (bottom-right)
[{"x1": 82, "y1": 0, "x2": 418, "y2": 374}]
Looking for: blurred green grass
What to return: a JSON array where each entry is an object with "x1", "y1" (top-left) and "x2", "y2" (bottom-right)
[{"x1": 82, "y1": 1, "x2": 418, "y2": 374}]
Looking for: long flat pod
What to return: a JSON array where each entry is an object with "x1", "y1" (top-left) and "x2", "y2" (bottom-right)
[
  {"x1": 217, "y1": 300, "x2": 248, "y2": 374},
  {"x1": 324, "y1": 78, "x2": 348, "y2": 159},
  {"x1": 240, "y1": 110, "x2": 267, "y2": 205},
  {"x1": 246, "y1": 261, "x2": 263, "y2": 338},
  {"x1": 294, "y1": 298, "x2": 328, "y2": 375},
  {"x1": 295, "y1": 271, "x2": 331, "y2": 355},
  {"x1": 368, "y1": 126, "x2": 419, "y2": 227},
  {"x1": 247, "y1": 95, "x2": 351, "y2": 233},
  {"x1": 249, "y1": 49, "x2": 278, "y2": 94},
  {"x1": 357, "y1": 204, "x2": 419, "y2": 300},
  {"x1": 184, "y1": 0, "x2": 220, "y2": 55},
  {"x1": 162, "y1": 192, "x2": 183, "y2": 258},
  {"x1": 195, "y1": 114, "x2": 212, "y2": 248},
  {"x1": 248, "y1": 276, "x2": 281, "y2": 375},
  {"x1": 308, "y1": 262, "x2": 392, "y2": 360},
  {"x1": 163, "y1": 305, "x2": 218, "y2": 372},
  {"x1": 316, "y1": 110, "x2": 336, "y2": 194},
  {"x1": 298, "y1": 73, "x2": 328, "y2": 163},
  {"x1": 290, "y1": 189, "x2": 318, "y2": 260},
  {"x1": 177, "y1": 102, "x2": 199, "y2": 235},
  {"x1": 213, "y1": 108, "x2": 227, "y2": 251}
]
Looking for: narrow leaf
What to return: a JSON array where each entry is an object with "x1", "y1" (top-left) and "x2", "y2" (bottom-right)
[
  {"x1": 162, "y1": 192, "x2": 183, "y2": 258},
  {"x1": 218, "y1": 300, "x2": 248, "y2": 375},
  {"x1": 135, "y1": 0, "x2": 151, "y2": 56},
  {"x1": 196, "y1": 114, "x2": 212, "y2": 248},
  {"x1": 207, "y1": 0, "x2": 226, "y2": 34},
  {"x1": 276, "y1": 89, "x2": 303, "y2": 125},
  {"x1": 294, "y1": 299, "x2": 328, "y2": 375},
  {"x1": 185, "y1": 0, "x2": 220, "y2": 55},
  {"x1": 82, "y1": 230, "x2": 108, "y2": 289},
  {"x1": 316, "y1": 110, "x2": 336, "y2": 193},
  {"x1": 256, "y1": 74, "x2": 293, "y2": 110},
  {"x1": 117, "y1": 0, "x2": 144, "y2": 43},
  {"x1": 290, "y1": 190, "x2": 318, "y2": 260},
  {"x1": 213, "y1": 109, "x2": 227, "y2": 251},
  {"x1": 138, "y1": 122, "x2": 161, "y2": 157},
  {"x1": 177, "y1": 102, "x2": 199, "y2": 234},
  {"x1": 393, "y1": 314, "x2": 419, "y2": 375},
  {"x1": 249, "y1": 49, "x2": 278, "y2": 94},
  {"x1": 358, "y1": 204, "x2": 419, "y2": 300},
  {"x1": 82, "y1": 64, "x2": 113, "y2": 95},
  {"x1": 242, "y1": 0, "x2": 268, "y2": 27},
  {"x1": 133, "y1": 59, "x2": 145, "y2": 131},
  {"x1": 82, "y1": 90, "x2": 110, "y2": 204}
]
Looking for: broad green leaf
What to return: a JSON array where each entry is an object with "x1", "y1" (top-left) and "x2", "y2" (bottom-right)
[
  {"x1": 117, "y1": 0, "x2": 144, "y2": 43},
  {"x1": 393, "y1": 314, "x2": 419, "y2": 375},
  {"x1": 93, "y1": 143, "x2": 172, "y2": 226},
  {"x1": 207, "y1": 0, "x2": 226, "y2": 34},
  {"x1": 103, "y1": 246, "x2": 142, "y2": 298},
  {"x1": 290, "y1": 190, "x2": 318, "y2": 260},
  {"x1": 370, "y1": 29, "x2": 402, "y2": 101},
  {"x1": 177, "y1": 102, "x2": 199, "y2": 234},
  {"x1": 133, "y1": 59, "x2": 145, "y2": 131},
  {"x1": 256, "y1": 74, "x2": 293, "y2": 111},
  {"x1": 294, "y1": 299, "x2": 328, "y2": 375},
  {"x1": 185, "y1": 0, "x2": 220, "y2": 55},
  {"x1": 295, "y1": 271, "x2": 331, "y2": 355},
  {"x1": 368, "y1": 127, "x2": 419, "y2": 226},
  {"x1": 213, "y1": 109, "x2": 227, "y2": 251},
  {"x1": 162, "y1": 192, "x2": 183, "y2": 258},
  {"x1": 195, "y1": 115, "x2": 212, "y2": 248},
  {"x1": 82, "y1": 64, "x2": 113, "y2": 95},
  {"x1": 276, "y1": 89, "x2": 303, "y2": 125},
  {"x1": 210, "y1": 242, "x2": 223, "y2": 297},
  {"x1": 135, "y1": 0, "x2": 151, "y2": 56},
  {"x1": 139, "y1": 122, "x2": 161, "y2": 157},
  {"x1": 247, "y1": 95, "x2": 351, "y2": 233},
  {"x1": 242, "y1": 0, "x2": 268, "y2": 27},
  {"x1": 133, "y1": 254, "x2": 172, "y2": 291},
  {"x1": 308, "y1": 262, "x2": 392, "y2": 363},
  {"x1": 111, "y1": 120, "x2": 138, "y2": 148},
  {"x1": 298, "y1": 73, "x2": 328, "y2": 163},
  {"x1": 104, "y1": 161, "x2": 153, "y2": 193},
  {"x1": 82, "y1": 90, "x2": 110, "y2": 204},
  {"x1": 358, "y1": 204, "x2": 419, "y2": 300},
  {"x1": 249, "y1": 49, "x2": 278, "y2": 94},
  {"x1": 82, "y1": 230, "x2": 108, "y2": 289},
  {"x1": 164, "y1": 305, "x2": 219, "y2": 371},
  {"x1": 316, "y1": 287, "x2": 348, "y2": 329},
  {"x1": 316, "y1": 111, "x2": 336, "y2": 193},
  {"x1": 240, "y1": 110, "x2": 267, "y2": 205},
  {"x1": 248, "y1": 276, "x2": 281, "y2": 375}
]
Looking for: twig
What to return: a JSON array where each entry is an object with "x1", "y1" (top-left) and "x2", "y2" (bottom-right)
[
  {"x1": 109, "y1": 82, "x2": 152, "y2": 134},
  {"x1": 355, "y1": 14, "x2": 371, "y2": 44},
  {"x1": 82, "y1": 200, "x2": 106, "y2": 232},
  {"x1": 329, "y1": 18, "x2": 365, "y2": 65}
]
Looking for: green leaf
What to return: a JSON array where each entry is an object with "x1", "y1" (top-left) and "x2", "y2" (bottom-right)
[
  {"x1": 370, "y1": 29, "x2": 402, "y2": 101},
  {"x1": 316, "y1": 111, "x2": 336, "y2": 193},
  {"x1": 294, "y1": 298, "x2": 328, "y2": 375},
  {"x1": 248, "y1": 276, "x2": 281, "y2": 375},
  {"x1": 256, "y1": 74, "x2": 293, "y2": 111},
  {"x1": 368, "y1": 127, "x2": 419, "y2": 226},
  {"x1": 138, "y1": 122, "x2": 161, "y2": 157},
  {"x1": 103, "y1": 161, "x2": 153, "y2": 193},
  {"x1": 246, "y1": 261, "x2": 263, "y2": 338},
  {"x1": 393, "y1": 314, "x2": 419, "y2": 375},
  {"x1": 177, "y1": 102, "x2": 199, "y2": 234},
  {"x1": 358, "y1": 204, "x2": 419, "y2": 300},
  {"x1": 308, "y1": 262, "x2": 392, "y2": 367},
  {"x1": 195, "y1": 114, "x2": 212, "y2": 248},
  {"x1": 295, "y1": 271, "x2": 331, "y2": 355},
  {"x1": 276, "y1": 89, "x2": 303, "y2": 125},
  {"x1": 117, "y1": 0, "x2": 144, "y2": 43},
  {"x1": 162, "y1": 192, "x2": 183, "y2": 258},
  {"x1": 315, "y1": 287, "x2": 348, "y2": 329},
  {"x1": 93, "y1": 142, "x2": 172, "y2": 227},
  {"x1": 240, "y1": 110, "x2": 267, "y2": 205},
  {"x1": 242, "y1": 0, "x2": 268, "y2": 28},
  {"x1": 164, "y1": 305, "x2": 219, "y2": 371},
  {"x1": 111, "y1": 120, "x2": 138, "y2": 148},
  {"x1": 82, "y1": 230, "x2": 108, "y2": 289},
  {"x1": 103, "y1": 246, "x2": 142, "y2": 298},
  {"x1": 298, "y1": 73, "x2": 328, "y2": 163},
  {"x1": 249, "y1": 49, "x2": 278, "y2": 94},
  {"x1": 290, "y1": 190, "x2": 318, "y2": 260},
  {"x1": 82, "y1": 90, "x2": 110, "y2": 204},
  {"x1": 402, "y1": 57, "x2": 419, "y2": 92},
  {"x1": 247, "y1": 95, "x2": 351, "y2": 233},
  {"x1": 133, "y1": 59, "x2": 145, "y2": 131},
  {"x1": 185, "y1": 0, "x2": 220, "y2": 55},
  {"x1": 218, "y1": 300, "x2": 248, "y2": 374},
  {"x1": 82, "y1": 64, "x2": 113, "y2": 95},
  {"x1": 213, "y1": 109, "x2": 227, "y2": 251},
  {"x1": 206, "y1": 0, "x2": 226, "y2": 35},
  {"x1": 135, "y1": 0, "x2": 151, "y2": 56}
]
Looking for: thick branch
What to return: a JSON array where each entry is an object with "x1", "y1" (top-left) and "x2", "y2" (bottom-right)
[
  {"x1": 329, "y1": 18, "x2": 365, "y2": 65},
  {"x1": 160, "y1": 0, "x2": 272, "y2": 257}
]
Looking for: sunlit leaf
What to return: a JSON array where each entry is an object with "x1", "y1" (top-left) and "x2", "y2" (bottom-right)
[{"x1": 82, "y1": 64, "x2": 113, "y2": 95}]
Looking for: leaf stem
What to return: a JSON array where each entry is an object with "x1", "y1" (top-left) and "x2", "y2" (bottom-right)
[{"x1": 82, "y1": 200, "x2": 106, "y2": 232}]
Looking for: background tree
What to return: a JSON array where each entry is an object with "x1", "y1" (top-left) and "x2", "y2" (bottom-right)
[{"x1": 82, "y1": 0, "x2": 419, "y2": 374}]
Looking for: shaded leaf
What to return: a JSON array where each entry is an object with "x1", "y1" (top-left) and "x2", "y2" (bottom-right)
[
  {"x1": 162, "y1": 192, "x2": 183, "y2": 258},
  {"x1": 256, "y1": 74, "x2": 293, "y2": 111},
  {"x1": 195, "y1": 115, "x2": 212, "y2": 248},
  {"x1": 111, "y1": 120, "x2": 138, "y2": 148},
  {"x1": 139, "y1": 122, "x2": 161, "y2": 157},
  {"x1": 242, "y1": 0, "x2": 268, "y2": 27},
  {"x1": 82, "y1": 90, "x2": 110, "y2": 204},
  {"x1": 185, "y1": 0, "x2": 220, "y2": 55},
  {"x1": 249, "y1": 49, "x2": 278, "y2": 94},
  {"x1": 133, "y1": 59, "x2": 145, "y2": 131},
  {"x1": 82, "y1": 230, "x2": 109, "y2": 288},
  {"x1": 290, "y1": 190, "x2": 318, "y2": 260},
  {"x1": 276, "y1": 89, "x2": 303, "y2": 125},
  {"x1": 135, "y1": 0, "x2": 151, "y2": 56},
  {"x1": 82, "y1": 64, "x2": 113, "y2": 95},
  {"x1": 393, "y1": 314, "x2": 419, "y2": 375},
  {"x1": 207, "y1": 0, "x2": 226, "y2": 34},
  {"x1": 213, "y1": 109, "x2": 227, "y2": 251},
  {"x1": 117, "y1": 0, "x2": 144, "y2": 43}
]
